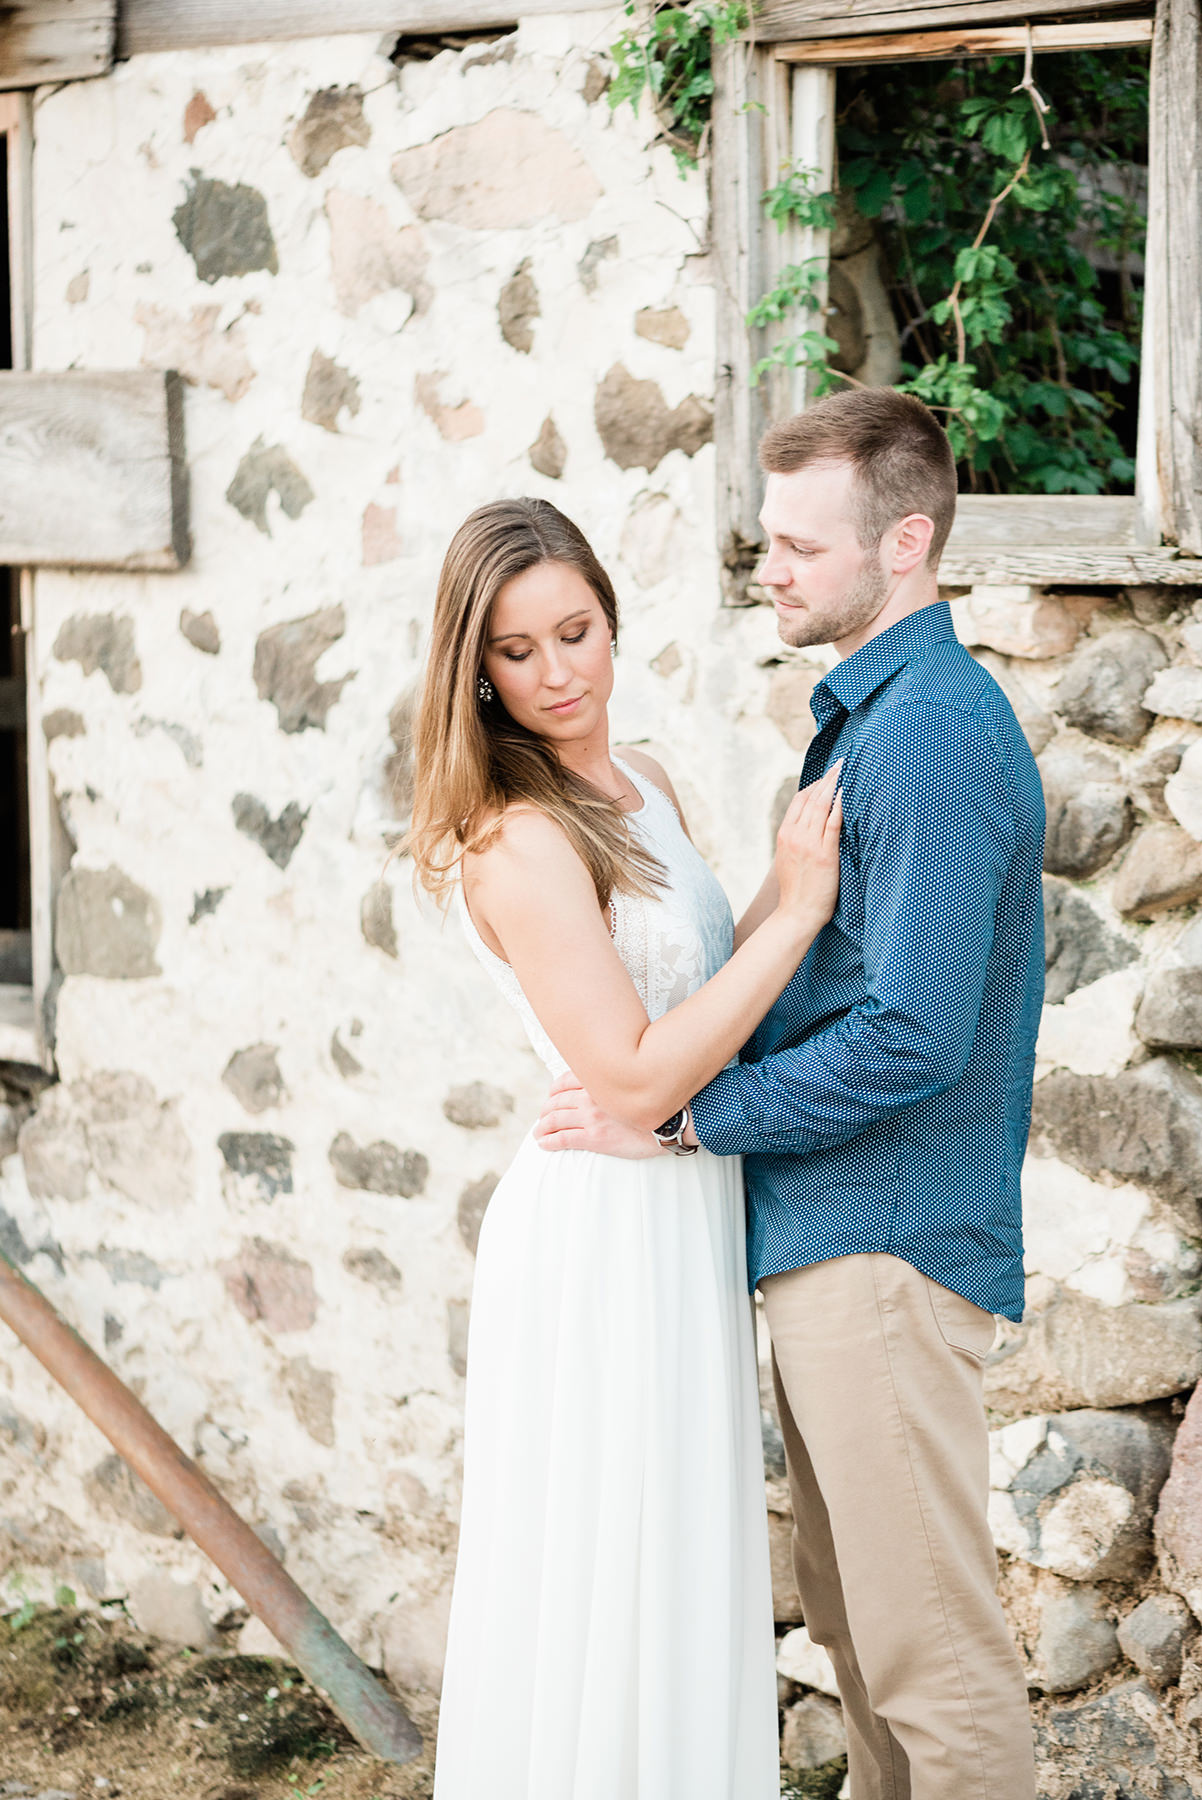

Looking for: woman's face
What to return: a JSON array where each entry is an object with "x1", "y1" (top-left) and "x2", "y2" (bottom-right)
[{"x1": 482, "y1": 561, "x2": 615, "y2": 744}]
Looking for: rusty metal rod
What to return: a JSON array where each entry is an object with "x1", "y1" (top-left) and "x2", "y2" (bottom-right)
[{"x1": 0, "y1": 1251, "x2": 423, "y2": 1765}]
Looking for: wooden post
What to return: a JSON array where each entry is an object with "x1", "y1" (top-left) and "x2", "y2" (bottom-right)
[
  {"x1": 1149, "y1": 0, "x2": 1202, "y2": 554},
  {"x1": 0, "y1": 2, "x2": 115, "y2": 89}
]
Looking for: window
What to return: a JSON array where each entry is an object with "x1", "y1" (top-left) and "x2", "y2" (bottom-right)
[{"x1": 714, "y1": 0, "x2": 1202, "y2": 597}]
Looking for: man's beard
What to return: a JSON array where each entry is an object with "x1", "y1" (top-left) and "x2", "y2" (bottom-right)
[{"x1": 774, "y1": 551, "x2": 890, "y2": 649}]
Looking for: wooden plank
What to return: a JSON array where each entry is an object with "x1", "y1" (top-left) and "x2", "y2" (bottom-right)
[
  {"x1": 750, "y1": 0, "x2": 1146, "y2": 43},
  {"x1": 0, "y1": 371, "x2": 189, "y2": 570},
  {"x1": 117, "y1": 0, "x2": 604, "y2": 55},
  {"x1": 3, "y1": 93, "x2": 33, "y2": 375},
  {"x1": 0, "y1": 2, "x2": 114, "y2": 89},
  {"x1": 1150, "y1": 0, "x2": 1202, "y2": 553},
  {"x1": 939, "y1": 546, "x2": 1200, "y2": 584},
  {"x1": 945, "y1": 495, "x2": 1138, "y2": 549},
  {"x1": 775, "y1": 18, "x2": 1152, "y2": 62}
]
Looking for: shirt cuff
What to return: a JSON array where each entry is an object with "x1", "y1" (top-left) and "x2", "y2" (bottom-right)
[{"x1": 691, "y1": 1067, "x2": 765, "y2": 1157}]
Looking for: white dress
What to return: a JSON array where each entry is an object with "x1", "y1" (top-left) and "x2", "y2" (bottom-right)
[{"x1": 434, "y1": 760, "x2": 779, "y2": 1800}]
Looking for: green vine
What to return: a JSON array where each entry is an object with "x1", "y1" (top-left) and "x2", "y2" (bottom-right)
[{"x1": 609, "y1": 4, "x2": 1148, "y2": 497}]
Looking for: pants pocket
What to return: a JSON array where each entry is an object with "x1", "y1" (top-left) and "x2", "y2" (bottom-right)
[{"x1": 926, "y1": 1277, "x2": 997, "y2": 1361}]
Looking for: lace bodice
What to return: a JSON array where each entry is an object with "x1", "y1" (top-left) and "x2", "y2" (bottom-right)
[{"x1": 454, "y1": 759, "x2": 735, "y2": 1076}]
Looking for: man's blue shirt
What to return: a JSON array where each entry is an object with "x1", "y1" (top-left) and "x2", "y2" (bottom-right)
[{"x1": 692, "y1": 599, "x2": 1045, "y2": 1323}]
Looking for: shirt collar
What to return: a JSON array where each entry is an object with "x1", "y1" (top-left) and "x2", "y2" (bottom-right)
[{"x1": 820, "y1": 598, "x2": 957, "y2": 716}]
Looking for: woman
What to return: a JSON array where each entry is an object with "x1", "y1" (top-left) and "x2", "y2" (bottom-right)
[{"x1": 409, "y1": 497, "x2": 841, "y2": 1798}]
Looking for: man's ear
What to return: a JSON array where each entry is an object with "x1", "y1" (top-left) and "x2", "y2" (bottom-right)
[{"x1": 888, "y1": 512, "x2": 935, "y2": 574}]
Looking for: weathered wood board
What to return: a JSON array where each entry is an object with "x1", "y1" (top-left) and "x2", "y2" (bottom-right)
[
  {"x1": 775, "y1": 18, "x2": 1153, "y2": 61},
  {"x1": 1150, "y1": 0, "x2": 1202, "y2": 554},
  {"x1": 0, "y1": 1, "x2": 115, "y2": 89},
  {"x1": 0, "y1": 371, "x2": 189, "y2": 570},
  {"x1": 946, "y1": 496, "x2": 1139, "y2": 550},
  {"x1": 118, "y1": 0, "x2": 606, "y2": 55},
  {"x1": 749, "y1": 0, "x2": 1149, "y2": 40}
]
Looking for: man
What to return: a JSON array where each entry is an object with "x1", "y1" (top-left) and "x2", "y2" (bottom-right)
[{"x1": 536, "y1": 386, "x2": 1043, "y2": 1799}]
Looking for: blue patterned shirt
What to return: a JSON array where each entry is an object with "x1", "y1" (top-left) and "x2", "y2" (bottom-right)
[{"x1": 692, "y1": 600, "x2": 1045, "y2": 1322}]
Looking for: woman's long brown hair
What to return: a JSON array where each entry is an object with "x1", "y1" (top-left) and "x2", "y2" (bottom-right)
[{"x1": 406, "y1": 498, "x2": 666, "y2": 910}]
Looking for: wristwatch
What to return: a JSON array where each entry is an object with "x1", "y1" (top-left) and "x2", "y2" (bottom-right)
[{"x1": 652, "y1": 1104, "x2": 699, "y2": 1155}]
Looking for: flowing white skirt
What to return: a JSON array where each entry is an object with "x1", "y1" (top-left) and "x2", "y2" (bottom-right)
[{"x1": 433, "y1": 1131, "x2": 779, "y2": 1800}]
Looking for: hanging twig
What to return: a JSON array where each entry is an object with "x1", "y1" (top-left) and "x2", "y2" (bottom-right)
[
  {"x1": 1012, "y1": 22, "x2": 1052, "y2": 151},
  {"x1": 947, "y1": 146, "x2": 1033, "y2": 363}
]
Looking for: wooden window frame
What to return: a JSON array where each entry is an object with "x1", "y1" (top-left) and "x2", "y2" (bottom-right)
[{"x1": 715, "y1": 0, "x2": 1201, "y2": 596}]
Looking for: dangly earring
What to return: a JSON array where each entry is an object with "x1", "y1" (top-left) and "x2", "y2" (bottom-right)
[
  {"x1": 610, "y1": 638, "x2": 616, "y2": 656},
  {"x1": 477, "y1": 673, "x2": 495, "y2": 703}
]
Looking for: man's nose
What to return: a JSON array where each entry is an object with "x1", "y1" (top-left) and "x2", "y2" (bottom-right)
[{"x1": 759, "y1": 546, "x2": 790, "y2": 588}]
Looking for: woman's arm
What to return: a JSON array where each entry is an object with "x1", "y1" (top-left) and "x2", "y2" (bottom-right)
[
  {"x1": 734, "y1": 865, "x2": 780, "y2": 950},
  {"x1": 465, "y1": 769, "x2": 841, "y2": 1133}
]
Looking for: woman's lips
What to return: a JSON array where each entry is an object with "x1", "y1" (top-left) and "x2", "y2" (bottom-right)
[{"x1": 545, "y1": 695, "x2": 584, "y2": 714}]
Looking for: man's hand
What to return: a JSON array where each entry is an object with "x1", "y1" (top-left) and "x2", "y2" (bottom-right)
[{"x1": 533, "y1": 1073, "x2": 666, "y2": 1159}]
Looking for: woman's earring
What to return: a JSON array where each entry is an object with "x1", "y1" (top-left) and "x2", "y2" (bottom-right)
[
  {"x1": 610, "y1": 639, "x2": 616, "y2": 657},
  {"x1": 477, "y1": 674, "x2": 494, "y2": 704}
]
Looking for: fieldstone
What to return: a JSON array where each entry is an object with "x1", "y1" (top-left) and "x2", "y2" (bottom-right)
[
  {"x1": 227, "y1": 438, "x2": 313, "y2": 535},
  {"x1": 392, "y1": 110, "x2": 602, "y2": 229},
  {"x1": 1166, "y1": 740, "x2": 1202, "y2": 840},
  {"x1": 447, "y1": 1297, "x2": 470, "y2": 1376},
  {"x1": 1138, "y1": 964, "x2": 1202, "y2": 1050},
  {"x1": 1034, "y1": 1680, "x2": 1200, "y2": 1800},
  {"x1": 136, "y1": 300, "x2": 255, "y2": 402},
  {"x1": 989, "y1": 1409, "x2": 1175, "y2": 1581},
  {"x1": 1132, "y1": 743, "x2": 1187, "y2": 820},
  {"x1": 42, "y1": 708, "x2": 84, "y2": 740},
  {"x1": 528, "y1": 414, "x2": 566, "y2": 480},
  {"x1": 781, "y1": 1693, "x2": 847, "y2": 1772},
  {"x1": 189, "y1": 886, "x2": 227, "y2": 923},
  {"x1": 326, "y1": 189, "x2": 429, "y2": 318},
  {"x1": 183, "y1": 88, "x2": 215, "y2": 143},
  {"x1": 767, "y1": 1501, "x2": 804, "y2": 1624},
  {"x1": 777, "y1": 1627, "x2": 840, "y2": 1697},
  {"x1": 362, "y1": 502, "x2": 402, "y2": 567},
  {"x1": 457, "y1": 1172, "x2": 497, "y2": 1255},
  {"x1": 301, "y1": 349, "x2": 361, "y2": 433},
  {"x1": 619, "y1": 491, "x2": 685, "y2": 589},
  {"x1": 284, "y1": 1356, "x2": 335, "y2": 1447},
  {"x1": 329, "y1": 1132, "x2": 428, "y2": 1198},
  {"x1": 218, "y1": 1236, "x2": 317, "y2": 1333},
  {"x1": 173, "y1": 171, "x2": 278, "y2": 283},
  {"x1": 1038, "y1": 738, "x2": 1133, "y2": 878},
  {"x1": 766, "y1": 665, "x2": 819, "y2": 753},
  {"x1": 581, "y1": 56, "x2": 609, "y2": 103},
  {"x1": 232, "y1": 795, "x2": 308, "y2": 870},
  {"x1": 1114, "y1": 825, "x2": 1202, "y2": 919},
  {"x1": 288, "y1": 85, "x2": 369, "y2": 178},
  {"x1": 222, "y1": 1044, "x2": 284, "y2": 1115},
  {"x1": 218, "y1": 1131, "x2": 295, "y2": 1200},
  {"x1": 128, "y1": 1571, "x2": 219, "y2": 1649},
  {"x1": 415, "y1": 370, "x2": 484, "y2": 442},
  {"x1": 1145, "y1": 666, "x2": 1202, "y2": 725},
  {"x1": 635, "y1": 305, "x2": 690, "y2": 349},
  {"x1": 498, "y1": 258, "x2": 539, "y2": 353},
  {"x1": 0, "y1": 1203, "x2": 34, "y2": 1265},
  {"x1": 385, "y1": 689, "x2": 417, "y2": 824},
  {"x1": 20, "y1": 1071, "x2": 193, "y2": 1208},
  {"x1": 1156, "y1": 1381, "x2": 1202, "y2": 1620},
  {"x1": 84, "y1": 1453, "x2": 178, "y2": 1538},
  {"x1": 652, "y1": 642, "x2": 683, "y2": 679},
  {"x1": 950, "y1": 586, "x2": 1081, "y2": 659},
  {"x1": 331, "y1": 1027, "x2": 364, "y2": 1079},
  {"x1": 360, "y1": 879, "x2": 398, "y2": 959},
  {"x1": 97, "y1": 1246, "x2": 164, "y2": 1289},
  {"x1": 443, "y1": 1082, "x2": 513, "y2": 1130},
  {"x1": 984, "y1": 1287, "x2": 1202, "y2": 1418},
  {"x1": 973, "y1": 650, "x2": 1055, "y2": 755},
  {"x1": 577, "y1": 234, "x2": 617, "y2": 292},
  {"x1": 594, "y1": 364, "x2": 713, "y2": 472},
  {"x1": 55, "y1": 865, "x2": 161, "y2": 978},
  {"x1": 1031, "y1": 1578, "x2": 1121, "y2": 1693},
  {"x1": 1030, "y1": 1058, "x2": 1202, "y2": 1235},
  {"x1": 1056, "y1": 628, "x2": 1168, "y2": 745},
  {"x1": 255, "y1": 608, "x2": 351, "y2": 733},
  {"x1": 341, "y1": 1245, "x2": 401, "y2": 1289},
  {"x1": 1118, "y1": 1593, "x2": 1193, "y2": 1688},
  {"x1": 53, "y1": 613, "x2": 141, "y2": 693},
  {"x1": 1043, "y1": 877, "x2": 1138, "y2": 1005},
  {"x1": 180, "y1": 607, "x2": 220, "y2": 654}
]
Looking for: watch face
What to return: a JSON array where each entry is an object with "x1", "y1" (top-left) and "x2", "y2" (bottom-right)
[{"x1": 656, "y1": 1109, "x2": 685, "y2": 1139}]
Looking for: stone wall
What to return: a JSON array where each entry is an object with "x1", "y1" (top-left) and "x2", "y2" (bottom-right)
[{"x1": 0, "y1": 12, "x2": 1199, "y2": 1793}]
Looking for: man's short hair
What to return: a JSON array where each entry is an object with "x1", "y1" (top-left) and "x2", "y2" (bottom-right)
[{"x1": 759, "y1": 388, "x2": 958, "y2": 567}]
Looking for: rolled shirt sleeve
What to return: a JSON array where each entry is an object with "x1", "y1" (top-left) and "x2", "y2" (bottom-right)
[{"x1": 692, "y1": 702, "x2": 1017, "y2": 1158}]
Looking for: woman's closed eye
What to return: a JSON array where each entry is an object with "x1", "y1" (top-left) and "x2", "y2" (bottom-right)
[{"x1": 502, "y1": 627, "x2": 589, "y2": 663}]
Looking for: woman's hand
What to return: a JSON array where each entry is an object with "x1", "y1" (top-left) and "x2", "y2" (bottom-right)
[{"x1": 774, "y1": 761, "x2": 843, "y2": 938}]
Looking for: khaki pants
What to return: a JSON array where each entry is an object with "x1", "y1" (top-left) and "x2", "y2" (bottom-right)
[{"x1": 761, "y1": 1252, "x2": 1036, "y2": 1800}]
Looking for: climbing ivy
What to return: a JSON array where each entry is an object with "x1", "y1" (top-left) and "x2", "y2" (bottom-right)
[{"x1": 609, "y1": 3, "x2": 1149, "y2": 497}]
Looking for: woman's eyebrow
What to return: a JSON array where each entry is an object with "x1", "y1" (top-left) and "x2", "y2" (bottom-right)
[{"x1": 488, "y1": 609, "x2": 592, "y2": 644}]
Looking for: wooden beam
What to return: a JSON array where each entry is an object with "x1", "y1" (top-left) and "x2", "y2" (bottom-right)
[
  {"x1": 0, "y1": 2, "x2": 115, "y2": 89},
  {"x1": 117, "y1": 0, "x2": 604, "y2": 55},
  {"x1": 749, "y1": 0, "x2": 1149, "y2": 43},
  {"x1": 0, "y1": 372, "x2": 189, "y2": 571},
  {"x1": 1149, "y1": 0, "x2": 1202, "y2": 554},
  {"x1": 776, "y1": 17, "x2": 1152, "y2": 62},
  {"x1": 946, "y1": 495, "x2": 1139, "y2": 549},
  {"x1": 939, "y1": 546, "x2": 1199, "y2": 585}
]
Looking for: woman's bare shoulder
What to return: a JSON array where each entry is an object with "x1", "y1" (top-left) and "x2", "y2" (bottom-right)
[
  {"x1": 614, "y1": 746, "x2": 690, "y2": 834},
  {"x1": 462, "y1": 803, "x2": 585, "y2": 888}
]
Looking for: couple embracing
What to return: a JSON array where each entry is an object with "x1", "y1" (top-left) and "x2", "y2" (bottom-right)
[{"x1": 411, "y1": 387, "x2": 1045, "y2": 1800}]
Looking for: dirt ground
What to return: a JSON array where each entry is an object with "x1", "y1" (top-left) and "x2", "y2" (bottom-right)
[{"x1": 0, "y1": 1605, "x2": 438, "y2": 1800}]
